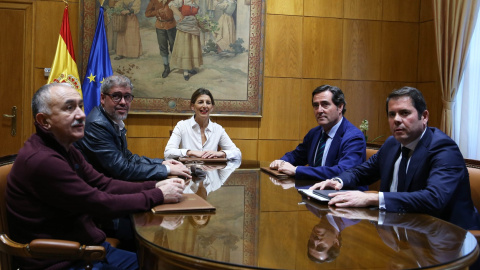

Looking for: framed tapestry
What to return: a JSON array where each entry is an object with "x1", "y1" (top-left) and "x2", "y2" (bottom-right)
[{"x1": 81, "y1": 0, "x2": 265, "y2": 116}]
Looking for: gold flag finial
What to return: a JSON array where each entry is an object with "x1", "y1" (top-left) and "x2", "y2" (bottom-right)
[
  {"x1": 63, "y1": 0, "x2": 68, "y2": 6},
  {"x1": 99, "y1": 0, "x2": 105, "y2": 6}
]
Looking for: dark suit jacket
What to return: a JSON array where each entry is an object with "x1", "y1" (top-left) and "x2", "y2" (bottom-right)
[
  {"x1": 340, "y1": 127, "x2": 480, "y2": 230},
  {"x1": 376, "y1": 213, "x2": 466, "y2": 267},
  {"x1": 281, "y1": 117, "x2": 366, "y2": 183},
  {"x1": 75, "y1": 106, "x2": 168, "y2": 181}
]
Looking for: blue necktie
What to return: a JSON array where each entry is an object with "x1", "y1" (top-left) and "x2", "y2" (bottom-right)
[
  {"x1": 314, "y1": 132, "x2": 328, "y2": 167},
  {"x1": 397, "y1": 147, "x2": 410, "y2": 191}
]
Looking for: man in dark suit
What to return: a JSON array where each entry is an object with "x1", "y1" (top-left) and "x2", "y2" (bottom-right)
[
  {"x1": 305, "y1": 203, "x2": 359, "y2": 263},
  {"x1": 375, "y1": 213, "x2": 466, "y2": 268},
  {"x1": 270, "y1": 85, "x2": 366, "y2": 187},
  {"x1": 310, "y1": 86, "x2": 480, "y2": 230}
]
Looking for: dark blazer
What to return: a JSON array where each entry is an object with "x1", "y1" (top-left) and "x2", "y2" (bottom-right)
[
  {"x1": 281, "y1": 117, "x2": 366, "y2": 183},
  {"x1": 376, "y1": 213, "x2": 466, "y2": 266},
  {"x1": 75, "y1": 106, "x2": 168, "y2": 181},
  {"x1": 340, "y1": 127, "x2": 480, "y2": 230}
]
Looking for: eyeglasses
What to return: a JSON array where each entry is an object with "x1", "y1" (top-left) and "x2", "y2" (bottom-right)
[{"x1": 104, "y1": 92, "x2": 134, "y2": 103}]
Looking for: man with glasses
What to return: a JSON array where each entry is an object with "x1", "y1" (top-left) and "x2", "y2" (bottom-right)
[
  {"x1": 76, "y1": 75, "x2": 191, "y2": 181},
  {"x1": 75, "y1": 75, "x2": 191, "y2": 251}
]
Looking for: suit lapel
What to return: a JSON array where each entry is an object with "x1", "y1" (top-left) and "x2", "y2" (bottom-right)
[
  {"x1": 324, "y1": 119, "x2": 346, "y2": 167},
  {"x1": 380, "y1": 143, "x2": 401, "y2": 192},
  {"x1": 404, "y1": 128, "x2": 432, "y2": 191}
]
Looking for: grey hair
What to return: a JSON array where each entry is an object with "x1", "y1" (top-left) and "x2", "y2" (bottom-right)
[
  {"x1": 32, "y1": 83, "x2": 72, "y2": 118},
  {"x1": 101, "y1": 75, "x2": 133, "y2": 94}
]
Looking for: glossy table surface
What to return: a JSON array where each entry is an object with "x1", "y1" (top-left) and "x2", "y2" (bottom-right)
[{"x1": 133, "y1": 160, "x2": 479, "y2": 270}]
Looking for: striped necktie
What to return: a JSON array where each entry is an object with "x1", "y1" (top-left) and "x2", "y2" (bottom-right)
[{"x1": 314, "y1": 132, "x2": 328, "y2": 167}]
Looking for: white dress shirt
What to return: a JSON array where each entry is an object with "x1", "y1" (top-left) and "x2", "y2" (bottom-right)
[
  {"x1": 184, "y1": 160, "x2": 241, "y2": 195},
  {"x1": 164, "y1": 116, "x2": 242, "y2": 160}
]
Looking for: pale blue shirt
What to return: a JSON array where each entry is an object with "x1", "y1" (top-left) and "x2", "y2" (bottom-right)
[
  {"x1": 315, "y1": 117, "x2": 343, "y2": 166},
  {"x1": 295, "y1": 118, "x2": 343, "y2": 174}
]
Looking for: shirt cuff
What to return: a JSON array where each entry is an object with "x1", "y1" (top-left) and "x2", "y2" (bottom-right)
[
  {"x1": 164, "y1": 164, "x2": 170, "y2": 174},
  {"x1": 379, "y1": 192, "x2": 386, "y2": 210},
  {"x1": 378, "y1": 210, "x2": 385, "y2": 225},
  {"x1": 332, "y1": 177, "x2": 344, "y2": 188}
]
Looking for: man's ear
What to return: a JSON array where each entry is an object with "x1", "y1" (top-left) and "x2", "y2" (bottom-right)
[
  {"x1": 35, "y1": 113, "x2": 51, "y2": 129},
  {"x1": 100, "y1": 93, "x2": 106, "y2": 106},
  {"x1": 422, "y1": 110, "x2": 429, "y2": 124}
]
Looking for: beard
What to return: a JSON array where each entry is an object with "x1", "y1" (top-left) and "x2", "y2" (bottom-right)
[
  {"x1": 112, "y1": 112, "x2": 128, "y2": 122},
  {"x1": 105, "y1": 106, "x2": 128, "y2": 122}
]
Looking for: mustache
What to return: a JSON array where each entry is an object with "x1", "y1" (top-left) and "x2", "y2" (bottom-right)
[{"x1": 71, "y1": 119, "x2": 84, "y2": 126}]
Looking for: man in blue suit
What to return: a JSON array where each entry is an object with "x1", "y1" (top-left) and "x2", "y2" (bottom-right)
[
  {"x1": 270, "y1": 85, "x2": 366, "y2": 186},
  {"x1": 310, "y1": 86, "x2": 480, "y2": 230}
]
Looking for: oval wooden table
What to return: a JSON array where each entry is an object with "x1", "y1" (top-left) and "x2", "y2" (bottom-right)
[{"x1": 133, "y1": 161, "x2": 479, "y2": 270}]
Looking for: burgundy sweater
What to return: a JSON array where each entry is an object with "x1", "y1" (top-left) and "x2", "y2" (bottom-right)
[{"x1": 6, "y1": 124, "x2": 164, "y2": 269}]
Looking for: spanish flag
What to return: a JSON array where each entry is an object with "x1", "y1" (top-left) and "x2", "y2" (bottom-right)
[{"x1": 47, "y1": 5, "x2": 82, "y2": 97}]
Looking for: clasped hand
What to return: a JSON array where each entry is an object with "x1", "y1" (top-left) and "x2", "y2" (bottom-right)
[
  {"x1": 269, "y1": 160, "x2": 296, "y2": 176},
  {"x1": 156, "y1": 178, "x2": 185, "y2": 203},
  {"x1": 188, "y1": 150, "x2": 226, "y2": 159}
]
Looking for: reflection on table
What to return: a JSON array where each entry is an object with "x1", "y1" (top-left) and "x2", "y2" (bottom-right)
[
  {"x1": 184, "y1": 159, "x2": 242, "y2": 196},
  {"x1": 133, "y1": 161, "x2": 479, "y2": 270}
]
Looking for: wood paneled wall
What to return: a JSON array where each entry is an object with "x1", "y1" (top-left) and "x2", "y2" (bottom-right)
[
  {"x1": 28, "y1": 0, "x2": 441, "y2": 162},
  {"x1": 128, "y1": 0, "x2": 441, "y2": 162}
]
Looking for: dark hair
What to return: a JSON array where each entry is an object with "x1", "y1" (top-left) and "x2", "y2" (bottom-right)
[
  {"x1": 188, "y1": 215, "x2": 211, "y2": 229},
  {"x1": 307, "y1": 225, "x2": 342, "y2": 263},
  {"x1": 191, "y1": 88, "x2": 215, "y2": 105},
  {"x1": 312, "y1": 85, "x2": 346, "y2": 115},
  {"x1": 32, "y1": 83, "x2": 72, "y2": 118},
  {"x1": 101, "y1": 75, "x2": 133, "y2": 94},
  {"x1": 386, "y1": 86, "x2": 427, "y2": 120}
]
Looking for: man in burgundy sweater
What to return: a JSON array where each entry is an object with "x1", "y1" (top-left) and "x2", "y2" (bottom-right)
[{"x1": 6, "y1": 83, "x2": 185, "y2": 270}]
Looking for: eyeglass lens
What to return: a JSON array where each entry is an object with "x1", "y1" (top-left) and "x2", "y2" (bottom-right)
[{"x1": 110, "y1": 93, "x2": 134, "y2": 102}]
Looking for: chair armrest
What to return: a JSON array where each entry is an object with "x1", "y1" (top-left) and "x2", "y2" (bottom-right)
[
  {"x1": 0, "y1": 234, "x2": 105, "y2": 261},
  {"x1": 0, "y1": 234, "x2": 31, "y2": 257},
  {"x1": 29, "y1": 239, "x2": 105, "y2": 261}
]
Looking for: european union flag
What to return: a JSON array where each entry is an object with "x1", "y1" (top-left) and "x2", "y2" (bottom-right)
[{"x1": 82, "y1": 6, "x2": 113, "y2": 116}]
